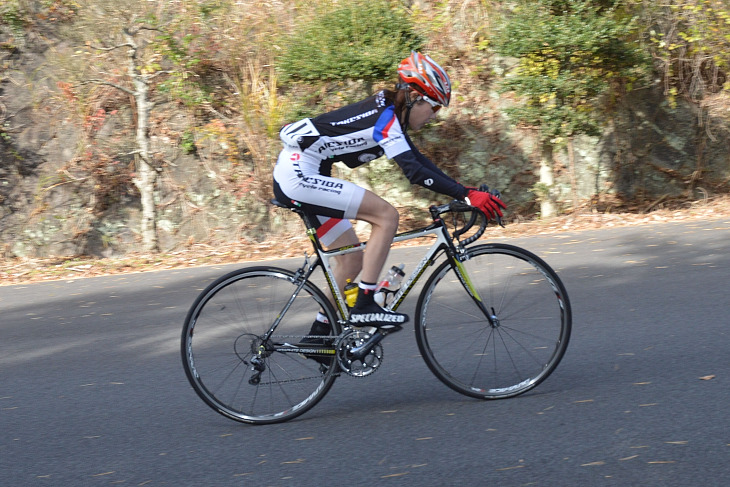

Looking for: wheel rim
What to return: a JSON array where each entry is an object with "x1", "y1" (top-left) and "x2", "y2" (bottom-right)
[{"x1": 417, "y1": 245, "x2": 570, "y2": 398}]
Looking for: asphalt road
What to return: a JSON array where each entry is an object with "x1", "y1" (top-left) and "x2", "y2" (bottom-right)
[{"x1": 2, "y1": 218, "x2": 729, "y2": 486}]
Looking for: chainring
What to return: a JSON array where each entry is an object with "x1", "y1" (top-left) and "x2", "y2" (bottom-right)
[{"x1": 336, "y1": 329, "x2": 384, "y2": 377}]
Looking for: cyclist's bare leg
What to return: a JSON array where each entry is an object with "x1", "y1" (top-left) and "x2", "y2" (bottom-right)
[
  {"x1": 307, "y1": 228, "x2": 362, "y2": 343},
  {"x1": 354, "y1": 191, "x2": 399, "y2": 284},
  {"x1": 348, "y1": 191, "x2": 408, "y2": 327},
  {"x1": 326, "y1": 227, "x2": 363, "y2": 299}
]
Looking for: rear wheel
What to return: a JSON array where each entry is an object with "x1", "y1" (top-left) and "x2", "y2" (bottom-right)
[
  {"x1": 415, "y1": 244, "x2": 571, "y2": 399},
  {"x1": 181, "y1": 266, "x2": 340, "y2": 424}
]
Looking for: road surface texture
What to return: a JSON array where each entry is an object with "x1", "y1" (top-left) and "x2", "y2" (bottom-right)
[{"x1": 2, "y1": 218, "x2": 729, "y2": 486}]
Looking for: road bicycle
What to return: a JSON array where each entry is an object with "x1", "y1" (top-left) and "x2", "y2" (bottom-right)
[{"x1": 181, "y1": 198, "x2": 571, "y2": 424}]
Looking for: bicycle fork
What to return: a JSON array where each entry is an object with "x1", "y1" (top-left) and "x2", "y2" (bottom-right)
[{"x1": 451, "y1": 254, "x2": 499, "y2": 328}]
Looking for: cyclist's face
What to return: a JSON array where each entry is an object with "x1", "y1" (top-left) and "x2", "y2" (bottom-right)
[{"x1": 408, "y1": 99, "x2": 440, "y2": 131}]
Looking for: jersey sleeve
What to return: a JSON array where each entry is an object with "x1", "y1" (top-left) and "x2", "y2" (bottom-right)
[
  {"x1": 373, "y1": 105, "x2": 467, "y2": 200},
  {"x1": 373, "y1": 106, "x2": 411, "y2": 158},
  {"x1": 393, "y1": 133, "x2": 467, "y2": 199},
  {"x1": 393, "y1": 151, "x2": 467, "y2": 199}
]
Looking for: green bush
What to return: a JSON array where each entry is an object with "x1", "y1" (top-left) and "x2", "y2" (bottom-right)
[
  {"x1": 491, "y1": 0, "x2": 650, "y2": 142},
  {"x1": 277, "y1": 0, "x2": 423, "y2": 83}
]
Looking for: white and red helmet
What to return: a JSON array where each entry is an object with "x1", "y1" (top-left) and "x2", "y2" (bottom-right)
[{"x1": 398, "y1": 51, "x2": 451, "y2": 107}]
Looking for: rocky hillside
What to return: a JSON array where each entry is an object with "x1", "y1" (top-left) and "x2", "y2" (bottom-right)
[{"x1": 2, "y1": 1, "x2": 730, "y2": 260}]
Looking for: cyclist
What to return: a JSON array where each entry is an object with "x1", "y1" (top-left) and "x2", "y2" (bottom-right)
[{"x1": 273, "y1": 51, "x2": 505, "y2": 333}]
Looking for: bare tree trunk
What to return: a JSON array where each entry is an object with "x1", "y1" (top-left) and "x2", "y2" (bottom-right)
[
  {"x1": 567, "y1": 137, "x2": 578, "y2": 212},
  {"x1": 539, "y1": 142, "x2": 557, "y2": 218},
  {"x1": 124, "y1": 29, "x2": 159, "y2": 252}
]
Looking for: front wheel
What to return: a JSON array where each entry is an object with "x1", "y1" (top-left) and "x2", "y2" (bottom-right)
[
  {"x1": 181, "y1": 266, "x2": 340, "y2": 424},
  {"x1": 415, "y1": 244, "x2": 571, "y2": 399}
]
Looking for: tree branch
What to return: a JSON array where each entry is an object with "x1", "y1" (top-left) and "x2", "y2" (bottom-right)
[
  {"x1": 77, "y1": 79, "x2": 135, "y2": 96},
  {"x1": 204, "y1": 103, "x2": 233, "y2": 122},
  {"x1": 138, "y1": 25, "x2": 163, "y2": 33},
  {"x1": 145, "y1": 70, "x2": 174, "y2": 81},
  {"x1": 89, "y1": 43, "x2": 134, "y2": 52}
]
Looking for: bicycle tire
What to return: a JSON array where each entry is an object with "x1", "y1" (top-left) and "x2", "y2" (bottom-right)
[
  {"x1": 415, "y1": 243, "x2": 571, "y2": 399},
  {"x1": 181, "y1": 266, "x2": 340, "y2": 424}
]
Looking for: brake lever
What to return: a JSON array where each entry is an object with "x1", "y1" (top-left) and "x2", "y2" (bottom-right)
[{"x1": 478, "y1": 184, "x2": 505, "y2": 227}]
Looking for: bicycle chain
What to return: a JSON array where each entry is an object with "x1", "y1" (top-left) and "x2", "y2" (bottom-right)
[
  {"x1": 254, "y1": 371, "x2": 341, "y2": 386},
  {"x1": 269, "y1": 335, "x2": 332, "y2": 340},
  {"x1": 263, "y1": 331, "x2": 383, "y2": 379},
  {"x1": 262, "y1": 330, "x2": 385, "y2": 379},
  {"x1": 249, "y1": 335, "x2": 339, "y2": 386}
]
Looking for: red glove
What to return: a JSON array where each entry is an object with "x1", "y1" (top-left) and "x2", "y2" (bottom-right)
[{"x1": 466, "y1": 189, "x2": 506, "y2": 219}]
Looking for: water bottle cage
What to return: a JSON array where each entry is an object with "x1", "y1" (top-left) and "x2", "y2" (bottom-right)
[{"x1": 374, "y1": 288, "x2": 398, "y2": 307}]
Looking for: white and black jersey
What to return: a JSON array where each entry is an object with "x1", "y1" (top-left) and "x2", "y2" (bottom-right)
[
  {"x1": 273, "y1": 91, "x2": 467, "y2": 244},
  {"x1": 278, "y1": 91, "x2": 466, "y2": 199}
]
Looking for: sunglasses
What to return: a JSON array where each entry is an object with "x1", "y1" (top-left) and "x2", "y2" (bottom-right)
[{"x1": 420, "y1": 96, "x2": 442, "y2": 113}]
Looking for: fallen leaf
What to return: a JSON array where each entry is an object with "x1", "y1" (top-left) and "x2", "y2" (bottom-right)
[{"x1": 496, "y1": 465, "x2": 525, "y2": 471}]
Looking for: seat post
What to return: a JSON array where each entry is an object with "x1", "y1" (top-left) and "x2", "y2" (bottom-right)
[{"x1": 270, "y1": 198, "x2": 321, "y2": 248}]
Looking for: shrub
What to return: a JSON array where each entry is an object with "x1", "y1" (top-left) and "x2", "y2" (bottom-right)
[{"x1": 277, "y1": 0, "x2": 423, "y2": 83}]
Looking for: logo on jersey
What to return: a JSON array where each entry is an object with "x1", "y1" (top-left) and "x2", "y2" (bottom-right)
[
  {"x1": 316, "y1": 137, "x2": 367, "y2": 154},
  {"x1": 299, "y1": 176, "x2": 344, "y2": 195},
  {"x1": 379, "y1": 134, "x2": 403, "y2": 149},
  {"x1": 290, "y1": 153, "x2": 301, "y2": 161},
  {"x1": 329, "y1": 109, "x2": 378, "y2": 127},
  {"x1": 280, "y1": 119, "x2": 320, "y2": 147},
  {"x1": 424, "y1": 178, "x2": 434, "y2": 186},
  {"x1": 358, "y1": 153, "x2": 378, "y2": 163}
]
